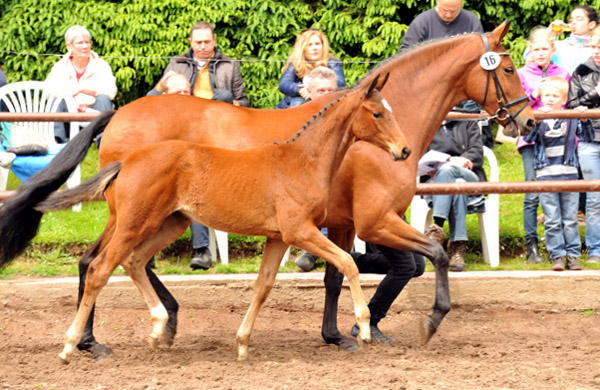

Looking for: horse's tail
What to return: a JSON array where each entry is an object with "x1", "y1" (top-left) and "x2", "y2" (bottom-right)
[
  {"x1": 0, "y1": 110, "x2": 115, "y2": 268},
  {"x1": 35, "y1": 162, "x2": 122, "y2": 212}
]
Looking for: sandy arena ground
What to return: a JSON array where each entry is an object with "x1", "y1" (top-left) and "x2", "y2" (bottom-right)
[{"x1": 1, "y1": 270, "x2": 600, "y2": 389}]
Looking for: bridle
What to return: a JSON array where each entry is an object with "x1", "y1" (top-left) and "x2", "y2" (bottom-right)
[{"x1": 479, "y1": 32, "x2": 529, "y2": 126}]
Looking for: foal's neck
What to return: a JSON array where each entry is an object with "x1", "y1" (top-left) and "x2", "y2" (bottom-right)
[{"x1": 281, "y1": 95, "x2": 359, "y2": 184}]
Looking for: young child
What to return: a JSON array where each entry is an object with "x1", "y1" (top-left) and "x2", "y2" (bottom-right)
[
  {"x1": 517, "y1": 26, "x2": 571, "y2": 264},
  {"x1": 524, "y1": 76, "x2": 592, "y2": 271}
]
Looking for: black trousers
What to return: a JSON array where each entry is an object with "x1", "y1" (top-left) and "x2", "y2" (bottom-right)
[{"x1": 351, "y1": 243, "x2": 425, "y2": 325}]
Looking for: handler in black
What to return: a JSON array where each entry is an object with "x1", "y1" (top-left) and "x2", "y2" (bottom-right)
[{"x1": 349, "y1": 243, "x2": 426, "y2": 343}]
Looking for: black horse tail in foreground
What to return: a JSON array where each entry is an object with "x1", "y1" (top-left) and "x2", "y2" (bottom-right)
[{"x1": 0, "y1": 110, "x2": 115, "y2": 268}]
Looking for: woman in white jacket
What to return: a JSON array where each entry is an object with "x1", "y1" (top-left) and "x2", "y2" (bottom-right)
[{"x1": 45, "y1": 25, "x2": 117, "y2": 144}]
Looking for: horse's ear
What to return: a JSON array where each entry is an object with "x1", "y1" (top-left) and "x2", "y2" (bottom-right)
[
  {"x1": 375, "y1": 72, "x2": 390, "y2": 92},
  {"x1": 491, "y1": 20, "x2": 512, "y2": 45},
  {"x1": 366, "y1": 74, "x2": 381, "y2": 98}
]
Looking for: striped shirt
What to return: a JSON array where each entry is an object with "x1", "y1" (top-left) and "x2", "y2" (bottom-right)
[{"x1": 535, "y1": 119, "x2": 578, "y2": 181}]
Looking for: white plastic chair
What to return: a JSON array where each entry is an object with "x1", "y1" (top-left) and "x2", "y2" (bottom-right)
[
  {"x1": 207, "y1": 229, "x2": 230, "y2": 265},
  {"x1": 410, "y1": 146, "x2": 499, "y2": 267},
  {"x1": 0, "y1": 81, "x2": 81, "y2": 211}
]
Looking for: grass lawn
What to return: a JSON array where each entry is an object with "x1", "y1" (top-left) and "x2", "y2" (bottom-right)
[{"x1": 1, "y1": 137, "x2": 596, "y2": 278}]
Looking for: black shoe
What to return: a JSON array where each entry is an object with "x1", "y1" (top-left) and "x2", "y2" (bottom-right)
[
  {"x1": 190, "y1": 247, "x2": 212, "y2": 270},
  {"x1": 295, "y1": 251, "x2": 318, "y2": 272},
  {"x1": 350, "y1": 324, "x2": 394, "y2": 344},
  {"x1": 526, "y1": 238, "x2": 544, "y2": 264},
  {"x1": 147, "y1": 256, "x2": 156, "y2": 269}
]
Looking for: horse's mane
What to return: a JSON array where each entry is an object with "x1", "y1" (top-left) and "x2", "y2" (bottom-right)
[
  {"x1": 275, "y1": 88, "x2": 354, "y2": 145},
  {"x1": 356, "y1": 32, "x2": 476, "y2": 87}
]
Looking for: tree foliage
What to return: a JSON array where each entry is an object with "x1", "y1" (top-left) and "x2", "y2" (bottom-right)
[{"x1": 0, "y1": 0, "x2": 598, "y2": 108}]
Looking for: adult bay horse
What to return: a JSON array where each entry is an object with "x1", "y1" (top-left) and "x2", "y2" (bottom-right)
[
  {"x1": 0, "y1": 22, "x2": 534, "y2": 358},
  {"x1": 39, "y1": 75, "x2": 408, "y2": 363}
]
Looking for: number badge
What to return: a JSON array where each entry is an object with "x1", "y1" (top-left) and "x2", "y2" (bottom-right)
[{"x1": 480, "y1": 52, "x2": 501, "y2": 71}]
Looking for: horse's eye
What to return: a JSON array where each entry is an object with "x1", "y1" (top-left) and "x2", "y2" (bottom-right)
[
  {"x1": 373, "y1": 112, "x2": 383, "y2": 118},
  {"x1": 504, "y1": 66, "x2": 515, "y2": 75}
]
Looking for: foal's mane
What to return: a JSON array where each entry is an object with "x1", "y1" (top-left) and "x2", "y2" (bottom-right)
[{"x1": 274, "y1": 87, "x2": 355, "y2": 145}]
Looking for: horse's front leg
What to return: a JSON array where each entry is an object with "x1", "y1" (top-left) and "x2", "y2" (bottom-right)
[
  {"x1": 236, "y1": 238, "x2": 289, "y2": 360},
  {"x1": 321, "y1": 228, "x2": 360, "y2": 350}
]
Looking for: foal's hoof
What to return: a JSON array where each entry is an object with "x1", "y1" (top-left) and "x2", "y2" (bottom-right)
[
  {"x1": 161, "y1": 326, "x2": 176, "y2": 348},
  {"x1": 58, "y1": 353, "x2": 70, "y2": 365},
  {"x1": 89, "y1": 343, "x2": 114, "y2": 361},
  {"x1": 148, "y1": 335, "x2": 159, "y2": 351},
  {"x1": 419, "y1": 315, "x2": 437, "y2": 345}
]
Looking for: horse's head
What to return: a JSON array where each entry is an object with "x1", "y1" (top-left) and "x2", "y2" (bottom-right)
[
  {"x1": 351, "y1": 73, "x2": 411, "y2": 161},
  {"x1": 466, "y1": 21, "x2": 536, "y2": 137}
]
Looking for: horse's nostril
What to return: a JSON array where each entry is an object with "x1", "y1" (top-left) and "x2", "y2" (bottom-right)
[
  {"x1": 526, "y1": 119, "x2": 536, "y2": 129},
  {"x1": 403, "y1": 147, "x2": 412, "y2": 159}
]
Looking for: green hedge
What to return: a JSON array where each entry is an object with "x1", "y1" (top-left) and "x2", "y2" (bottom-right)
[{"x1": 0, "y1": 0, "x2": 597, "y2": 108}]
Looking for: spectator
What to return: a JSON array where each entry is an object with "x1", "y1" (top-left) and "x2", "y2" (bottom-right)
[
  {"x1": 159, "y1": 72, "x2": 191, "y2": 95},
  {"x1": 277, "y1": 29, "x2": 345, "y2": 109},
  {"x1": 148, "y1": 21, "x2": 248, "y2": 107},
  {"x1": 420, "y1": 119, "x2": 487, "y2": 272},
  {"x1": 399, "y1": 0, "x2": 483, "y2": 51},
  {"x1": 517, "y1": 26, "x2": 571, "y2": 264},
  {"x1": 550, "y1": 5, "x2": 599, "y2": 75},
  {"x1": 525, "y1": 76, "x2": 591, "y2": 271},
  {"x1": 149, "y1": 21, "x2": 249, "y2": 270},
  {"x1": 45, "y1": 25, "x2": 117, "y2": 144},
  {"x1": 566, "y1": 26, "x2": 600, "y2": 264},
  {"x1": 304, "y1": 66, "x2": 337, "y2": 100}
]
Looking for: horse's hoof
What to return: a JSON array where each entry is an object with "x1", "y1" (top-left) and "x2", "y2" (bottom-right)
[
  {"x1": 89, "y1": 343, "x2": 113, "y2": 361},
  {"x1": 419, "y1": 315, "x2": 437, "y2": 345},
  {"x1": 161, "y1": 326, "x2": 176, "y2": 348},
  {"x1": 337, "y1": 338, "x2": 360, "y2": 352}
]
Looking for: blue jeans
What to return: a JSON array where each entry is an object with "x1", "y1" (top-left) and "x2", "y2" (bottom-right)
[
  {"x1": 578, "y1": 141, "x2": 600, "y2": 257},
  {"x1": 426, "y1": 163, "x2": 480, "y2": 242},
  {"x1": 521, "y1": 145, "x2": 539, "y2": 243},
  {"x1": 539, "y1": 191, "x2": 580, "y2": 259},
  {"x1": 53, "y1": 95, "x2": 113, "y2": 143}
]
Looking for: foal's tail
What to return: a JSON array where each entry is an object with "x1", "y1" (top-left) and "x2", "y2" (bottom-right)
[
  {"x1": 0, "y1": 111, "x2": 115, "y2": 268},
  {"x1": 35, "y1": 162, "x2": 122, "y2": 212}
]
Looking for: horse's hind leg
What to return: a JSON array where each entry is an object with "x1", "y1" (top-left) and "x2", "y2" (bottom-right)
[
  {"x1": 236, "y1": 238, "x2": 289, "y2": 360},
  {"x1": 121, "y1": 213, "x2": 189, "y2": 350},
  {"x1": 354, "y1": 212, "x2": 450, "y2": 344}
]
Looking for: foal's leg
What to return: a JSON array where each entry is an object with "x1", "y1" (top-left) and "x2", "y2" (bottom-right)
[
  {"x1": 77, "y1": 218, "x2": 180, "y2": 360},
  {"x1": 59, "y1": 249, "x2": 121, "y2": 364},
  {"x1": 236, "y1": 238, "x2": 289, "y2": 360},
  {"x1": 121, "y1": 213, "x2": 189, "y2": 351},
  {"x1": 285, "y1": 225, "x2": 371, "y2": 346},
  {"x1": 354, "y1": 212, "x2": 450, "y2": 343},
  {"x1": 76, "y1": 216, "x2": 116, "y2": 360}
]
